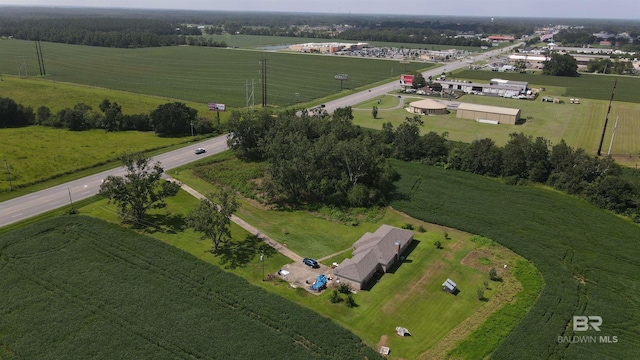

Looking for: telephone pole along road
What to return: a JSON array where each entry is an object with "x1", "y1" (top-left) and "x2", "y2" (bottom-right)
[{"x1": 0, "y1": 43, "x2": 521, "y2": 229}]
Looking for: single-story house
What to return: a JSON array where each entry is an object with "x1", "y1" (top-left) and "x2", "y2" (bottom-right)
[{"x1": 334, "y1": 225, "x2": 413, "y2": 290}]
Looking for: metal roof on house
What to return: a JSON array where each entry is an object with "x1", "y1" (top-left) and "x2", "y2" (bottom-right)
[{"x1": 457, "y1": 103, "x2": 521, "y2": 116}]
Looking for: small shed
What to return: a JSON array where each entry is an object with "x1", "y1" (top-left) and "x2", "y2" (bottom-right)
[
  {"x1": 442, "y1": 278, "x2": 457, "y2": 294},
  {"x1": 396, "y1": 326, "x2": 411, "y2": 336}
]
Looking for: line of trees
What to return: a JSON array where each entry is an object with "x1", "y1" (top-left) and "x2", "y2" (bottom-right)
[
  {"x1": 384, "y1": 124, "x2": 639, "y2": 220},
  {"x1": 0, "y1": 97, "x2": 221, "y2": 136},
  {"x1": 0, "y1": 17, "x2": 201, "y2": 48},
  {"x1": 336, "y1": 28, "x2": 485, "y2": 47}
]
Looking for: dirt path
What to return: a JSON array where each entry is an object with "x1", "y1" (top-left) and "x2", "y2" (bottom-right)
[
  {"x1": 167, "y1": 177, "x2": 303, "y2": 262},
  {"x1": 317, "y1": 248, "x2": 352, "y2": 262}
]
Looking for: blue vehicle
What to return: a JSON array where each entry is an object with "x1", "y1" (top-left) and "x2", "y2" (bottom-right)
[{"x1": 303, "y1": 258, "x2": 319, "y2": 268}]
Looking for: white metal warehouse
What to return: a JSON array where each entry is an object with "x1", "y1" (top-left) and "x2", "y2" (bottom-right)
[{"x1": 456, "y1": 103, "x2": 521, "y2": 125}]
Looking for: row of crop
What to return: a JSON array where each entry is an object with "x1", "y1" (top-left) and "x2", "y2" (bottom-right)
[
  {"x1": 0, "y1": 216, "x2": 382, "y2": 359},
  {"x1": 389, "y1": 160, "x2": 640, "y2": 359}
]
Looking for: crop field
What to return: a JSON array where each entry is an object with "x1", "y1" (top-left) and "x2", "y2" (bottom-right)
[
  {"x1": 0, "y1": 216, "x2": 381, "y2": 359},
  {"x1": 0, "y1": 39, "x2": 430, "y2": 108},
  {"x1": 0, "y1": 126, "x2": 192, "y2": 192},
  {"x1": 390, "y1": 160, "x2": 640, "y2": 359}
]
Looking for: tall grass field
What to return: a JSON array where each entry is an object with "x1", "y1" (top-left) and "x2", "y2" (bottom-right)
[
  {"x1": 390, "y1": 160, "x2": 640, "y2": 359},
  {"x1": 0, "y1": 215, "x2": 381, "y2": 359},
  {"x1": 0, "y1": 39, "x2": 431, "y2": 108}
]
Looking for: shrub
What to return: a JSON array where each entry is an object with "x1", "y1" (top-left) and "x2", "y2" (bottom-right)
[
  {"x1": 401, "y1": 223, "x2": 414, "y2": 230},
  {"x1": 434, "y1": 240, "x2": 443, "y2": 249},
  {"x1": 330, "y1": 290, "x2": 342, "y2": 303},
  {"x1": 418, "y1": 225, "x2": 426, "y2": 233},
  {"x1": 346, "y1": 294, "x2": 357, "y2": 308},
  {"x1": 338, "y1": 283, "x2": 351, "y2": 295}
]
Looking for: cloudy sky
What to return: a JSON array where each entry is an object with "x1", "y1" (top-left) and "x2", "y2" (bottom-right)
[{"x1": 1, "y1": 0, "x2": 638, "y2": 19}]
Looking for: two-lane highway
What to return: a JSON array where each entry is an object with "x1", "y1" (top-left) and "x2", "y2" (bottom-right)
[{"x1": 0, "y1": 135, "x2": 229, "y2": 228}]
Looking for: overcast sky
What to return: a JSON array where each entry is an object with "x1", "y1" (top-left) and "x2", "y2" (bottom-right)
[{"x1": 1, "y1": 0, "x2": 638, "y2": 19}]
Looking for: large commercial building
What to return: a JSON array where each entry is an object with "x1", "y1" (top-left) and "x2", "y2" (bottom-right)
[
  {"x1": 456, "y1": 103, "x2": 521, "y2": 125},
  {"x1": 437, "y1": 78, "x2": 529, "y2": 98}
]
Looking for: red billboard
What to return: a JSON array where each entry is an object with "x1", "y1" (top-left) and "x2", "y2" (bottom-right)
[{"x1": 400, "y1": 74, "x2": 414, "y2": 86}]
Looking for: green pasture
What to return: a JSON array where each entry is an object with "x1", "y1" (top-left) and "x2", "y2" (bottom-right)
[
  {"x1": 0, "y1": 216, "x2": 381, "y2": 359},
  {"x1": 352, "y1": 93, "x2": 640, "y2": 161},
  {"x1": 0, "y1": 39, "x2": 430, "y2": 108},
  {"x1": 0, "y1": 126, "x2": 192, "y2": 192},
  {"x1": 0, "y1": 76, "x2": 217, "y2": 116},
  {"x1": 391, "y1": 161, "x2": 640, "y2": 359}
]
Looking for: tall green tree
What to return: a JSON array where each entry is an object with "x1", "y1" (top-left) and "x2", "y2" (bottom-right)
[
  {"x1": 463, "y1": 138, "x2": 503, "y2": 177},
  {"x1": 185, "y1": 188, "x2": 240, "y2": 253},
  {"x1": 150, "y1": 102, "x2": 197, "y2": 136},
  {"x1": 542, "y1": 53, "x2": 579, "y2": 77},
  {"x1": 412, "y1": 72, "x2": 426, "y2": 89},
  {"x1": 99, "y1": 153, "x2": 181, "y2": 225}
]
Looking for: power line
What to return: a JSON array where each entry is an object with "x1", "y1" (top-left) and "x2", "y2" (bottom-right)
[
  {"x1": 38, "y1": 40, "x2": 46, "y2": 76},
  {"x1": 35, "y1": 40, "x2": 43, "y2": 76}
]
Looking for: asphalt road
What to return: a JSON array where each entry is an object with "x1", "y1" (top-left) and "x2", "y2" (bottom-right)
[
  {"x1": 0, "y1": 43, "x2": 521, "y2": 230},
  {"x1": 0, "y1": 135, "x2": 229, "y2": 228}
]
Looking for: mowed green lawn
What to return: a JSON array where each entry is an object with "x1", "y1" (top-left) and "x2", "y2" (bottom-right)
[
  {"x1": 0, "y1": 39, "x2": 430, "y2": 108},
  {"x1": 353, "y1": 91, "x2": 640, "y2": 164},
  {"x1": 0, "y1": 216, "x2": 381, "y2": 359}
]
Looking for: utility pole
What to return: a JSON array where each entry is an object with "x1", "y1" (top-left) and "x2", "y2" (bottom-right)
[
  {"x1": 190, "y1": 121, "x2": 194, "y2": 137},
  {"x1": 4, "y1": 159, "x2": 12, "y2": 191},
  {"x1": 260, "y1": 249, "x2": 265, "y2": 281},
  {"x1": 597, "y1": 79, "x2": 617, "y2": 156},
  {"x1": 260, "y1": 57, "x2": 267, "y2": 107},
  {"x1": 68, "y1": 188, "x2": 74, "y2": 212}
]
